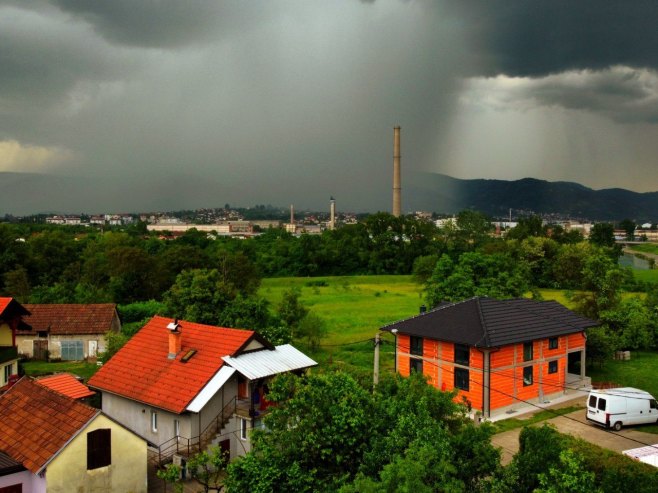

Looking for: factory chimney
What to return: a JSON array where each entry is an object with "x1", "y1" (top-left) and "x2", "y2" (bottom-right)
[
  {"x1": 290, "y1": 204, "x2": 294, "y2": 225},
  {"x1": 392, "y1": 126, "x2": 401, "y2": 217},
  {"x1": 329, "y1": 196, "x2": 336, "y2": 230}
]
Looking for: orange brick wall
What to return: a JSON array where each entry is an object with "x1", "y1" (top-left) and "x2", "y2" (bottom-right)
[{"x1": 395, "y1": 331, "x2": 586, "y2": 414}]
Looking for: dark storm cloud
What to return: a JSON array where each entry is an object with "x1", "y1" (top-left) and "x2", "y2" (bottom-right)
[
  {"x1": 441, "y1": 0, "x2": 658, "y2": 77},
  {"x1": 49, "y1": 0, "x2": 256, "y2": 48},
  {"x1": 2, "y1": 0, "x2": 658, "y2": 214}
]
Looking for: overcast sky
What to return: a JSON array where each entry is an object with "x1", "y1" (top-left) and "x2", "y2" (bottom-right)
[{"x1": 1, "y1": 0, "x2": 657, "y2": 213}]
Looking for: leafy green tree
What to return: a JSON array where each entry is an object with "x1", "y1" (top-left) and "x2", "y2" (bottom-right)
[
  {"x1": 296, "y1": 312, "x2": 327, "y2": 350},
  {"x1": 506, "y1": 215, "x2": 546, "y2": 241},
  {"x1": 187, "y1": 445, "x2": 229, "y2": 493},
  {"x1": 618, "y1": 219, "x2": 636, "y2": 241},
  {"x1": 589, "y1": 223, "x2": 615, "y2": 247},
  {"x1": 213, "y1": 249, "x2": 261, "y2": 295},
  {"x1": 227, "y1": 371, "x2": 499, "y2": 493},
  {"x1": 226, "y1": 372, "x2": 374, "y2": 493},
  {"x1": 277, "y1": 288, "x2": 309, "y2": 331},
  {"x1": 163, "y1": 269, "x2": 236, "y2": 325},
  {"x1": 425, "y1": 252, "x2": 529, "y2": 306},
  {"x1": 2, "y1": 266, "x2": 30, "y2": 301},
  {"x1": 599, "y1": 297, "x2": 655, "y2": 350},
  {"x1": 412, "y1": 254, "x2": 440, "y2": 284},
  {"x1": 572, "y1": 252, "x2": 629, "y2": 320},
  {"x1": 536, "y1": 449, "x2": 600, "y2": 493}
]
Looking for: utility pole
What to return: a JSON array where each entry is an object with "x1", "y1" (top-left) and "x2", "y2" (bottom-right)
[{"x1": 373, "y1": 332, "x2": 381, "y2": 390}]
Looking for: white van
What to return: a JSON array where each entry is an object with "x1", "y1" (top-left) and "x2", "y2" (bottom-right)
[{"x1": 587, "y1": 387, "x2": 658, "y2": 431}]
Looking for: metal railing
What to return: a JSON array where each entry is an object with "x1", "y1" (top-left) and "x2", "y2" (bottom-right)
[{"x1": 153, "y1": 396, "x2": 237, "y2": 466}]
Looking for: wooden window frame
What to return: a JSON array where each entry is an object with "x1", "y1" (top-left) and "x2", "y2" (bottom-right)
[
  {"x1": 523, "y1": 342, "x2": 533, "y2": 362},
  {"x1": 548, "y1": 360, "x2": 558, "y2": 374},
  {"x1": 523, "y1": 366, "x2": 533, "y2": 386},
  {"x1": 548, "y1": 337, "x2": 558, "y2": 350},
  {"x1": 87, "y1": 428, "x2": 111, "y2": 470},
  {"x1": 454, "y1": 344, "x2": 470, "y2": 366}
]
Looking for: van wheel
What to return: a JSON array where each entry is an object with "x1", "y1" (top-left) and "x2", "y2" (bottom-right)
[{"x1": 613, "y1": 421, "x2": 622, "y2": 431}]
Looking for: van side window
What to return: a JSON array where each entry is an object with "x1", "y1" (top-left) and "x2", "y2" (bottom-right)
[
  {"x1": 597, "y1": 398, "x2": 606, "y2": 411},
  {"x1": 651, "y1": 399, "x2": 658, "y2": 410},
  {"x1": 588, "y1": 395, "x2": 597, "y2": 408}
]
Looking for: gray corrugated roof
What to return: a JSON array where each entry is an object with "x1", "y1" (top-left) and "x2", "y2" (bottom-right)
[
  {"x1": 381, "y1": 297, "x2": 597, "y2": 347},
  {"x1": 222, "y1": 344, "x2": 317, "y2": 380}
]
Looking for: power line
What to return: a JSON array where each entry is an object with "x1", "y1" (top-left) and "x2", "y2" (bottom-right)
[
  {"x1": 380, "y1": 339, "x2": 657, "y2": 401},
  {"x1": 412, "y1": 355, "x2": 658, "y2": 451}
]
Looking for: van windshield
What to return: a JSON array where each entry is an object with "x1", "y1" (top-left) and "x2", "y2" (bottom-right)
[
  {"x1": 651, "y1": 399, "x2": 657, "y2": 410},
  {"x1": 597, "y1": 398, "x2": 606, "y2": 411}
]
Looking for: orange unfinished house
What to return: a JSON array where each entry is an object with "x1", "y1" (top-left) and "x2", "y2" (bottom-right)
[{"x1": 382, "y1": 297, "x2": 597, "y2": 418}]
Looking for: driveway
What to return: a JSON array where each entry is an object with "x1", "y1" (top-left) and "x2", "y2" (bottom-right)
[{"x1": 492, "y1": 405, "x2": 658, "y2": 465}]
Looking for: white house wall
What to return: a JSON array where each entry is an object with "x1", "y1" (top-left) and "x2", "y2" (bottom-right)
[
  {"x1": 101, "y1": 392, "x2": 192, "y2": 447},
  {"x1": 0, "y1": 469, "x2": 46, "y2": 493},
  {"x1": 17, "y1": 334, "x2": 108, "y2": 360}
]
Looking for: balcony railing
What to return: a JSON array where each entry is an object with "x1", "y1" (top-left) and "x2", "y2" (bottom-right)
[{"x1": 0, "y1": 346, "x2": 18, "y2": 364}]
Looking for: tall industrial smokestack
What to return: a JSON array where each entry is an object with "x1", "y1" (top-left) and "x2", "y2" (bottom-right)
[
  {"x1": 392, "y1": 126, "x2": 401, "y2": 217},
  {"x1": 290, "y1": 204, "x2": 294, "y2": 225},
  {"x1": 329, "y1": 196, "x2": 336, "y2": 230}
]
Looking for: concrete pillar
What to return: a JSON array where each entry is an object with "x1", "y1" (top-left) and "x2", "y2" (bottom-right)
[{"x1": 392, "y1": 126, "x2": 401, "y2": 217}]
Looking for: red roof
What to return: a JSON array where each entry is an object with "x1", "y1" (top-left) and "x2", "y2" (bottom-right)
[
  {"x1": 0, "y1": 297, "x2": 30, "y2": 319},
  {"x1": 0, "y1": 297, "x2": 10, "y2": 314},
  {"x1": 19, "y1": 303, "x2": 118, "y2": 335},
  {"x1": 36, "y1": 373, "x2": 95, "y2": 400},
  {"x1": 88, "y1": 316, "x2": 254, "y2": 414},
  {"x1": 0, "y1": 377, "x2": 98, "y2": 474}
]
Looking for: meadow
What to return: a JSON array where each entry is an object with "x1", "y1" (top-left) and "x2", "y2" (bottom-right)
[{"x1": 259, "y1": 275, "x2": 424, "y2": 374}]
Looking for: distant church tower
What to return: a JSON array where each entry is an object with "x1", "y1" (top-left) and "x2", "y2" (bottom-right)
[{"x1": 392, "y1": 126, "x2": 401, "y2": 217}]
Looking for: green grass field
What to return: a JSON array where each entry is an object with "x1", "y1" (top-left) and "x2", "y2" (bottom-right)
[
  {"x1": 21, "y1": 360, "x2": 99, "y2": 381},
  {"x1": 260, "y1": 275, "x2": 424, "y2": 373},
  {"x1": 628, "y1": 244, "x2": 658, "y2": 256}
]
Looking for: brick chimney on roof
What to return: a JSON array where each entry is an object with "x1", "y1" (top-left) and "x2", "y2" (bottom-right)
[{"x1": 167, "y1": 320, "x2": 182, "y2": 359}]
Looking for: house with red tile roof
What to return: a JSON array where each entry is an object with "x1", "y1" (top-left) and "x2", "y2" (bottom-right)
[
  {"x1": 0, "y1": 297, "x2": 29, "y2": 390},
  {"x1": 0, "y1": 377, "x2": 147, "y2": 493},
  {"x1": 382, "y1": 297, "x2": 597, "y2": 418},
  {"x1": 88, "y1": 316, "x2": 317, "y2": 463},
  {"x1": 36, "y1": 372, "x2": 96, "y2": 400},
  {"x1": 17, "y1": 303, "x2": 121, "y2": 361}
]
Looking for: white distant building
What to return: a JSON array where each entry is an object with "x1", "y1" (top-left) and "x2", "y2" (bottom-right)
[{"x1": 435, "y1": 217, "x2": 457, "y2": 228}]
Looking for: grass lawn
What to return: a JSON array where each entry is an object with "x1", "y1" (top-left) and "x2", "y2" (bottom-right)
[
  {"x1": 628, "y1": 244, "x2": 658, "y2": 256},
  {"x1": 632, "y1": 269, "x2": 658, "y2": 284},
  {"x1": 260, "y1": 275, "x2": 424, "y2": 373},
  {"x1": 21, "y1": 360, "x2": 99, "y2": 381},
  {"x1": 588, "y1": 350, "x2": 658, "y2": 434},
  {"x1": 493, "y1": 405, "x2": 584, "y2": 434}
]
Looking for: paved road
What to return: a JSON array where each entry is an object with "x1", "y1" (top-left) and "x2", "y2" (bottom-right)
[{"x1": 492, "y1": 405, "x2": 658, "y2": 465}]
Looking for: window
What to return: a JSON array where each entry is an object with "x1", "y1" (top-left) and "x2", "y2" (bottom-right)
[
  {"x1": 4, "y1": 363, "x2": 12, "y2": 384},
  {"x1": 61, "y1": 340, "x2": 83, "y2": 360},
  {"x1": 597, "y1": 398, "x2": 606, "y2": 411},
  {"x1": 523, "y1": 366, "x2": 533, "y2": 386},
  {"x1": 454, "y1": 368, "x2": 469, "y2": 391},
  {"x1": 454, "y1": 344, "x2": 470, "y2": 366},
  {"x1": 151, "y1": 411, "x2": 158, "y2": 432},
  {"x1": 410, "y1": 358, "x2": 423, "y2": 374},
  {"x1": 588, "y1": 395, "x2": 597, "y2": 408},
  {"x1": 523, "y1": 342, "x2": 533, "y2": 362},
  {"x1": 548, "y1": 360, "x2": 558, "y2": 374},
  {"x1": 650, "y1": 399, "x2": 657, "y2": 410},
  {"x1": 548, "y1": 337, "x2": 558, "y2": 350},
  {"x1": 87, "y1": 429, "x2": 111, "y2": 470},
  {"x1": 410, "y1": 336, "x2": 423, "y2": 356},
  {"x1": 240, "y1": 418, "x2": 248, "y2": 440}
]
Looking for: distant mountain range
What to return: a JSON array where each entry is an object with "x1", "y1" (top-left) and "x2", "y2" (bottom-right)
[
  {"x1": 1, "y1": 171, "x2": 657, "y2": 222},
  {"x1": 406, "y1": 173, "x2": 658, "y2": 222}
]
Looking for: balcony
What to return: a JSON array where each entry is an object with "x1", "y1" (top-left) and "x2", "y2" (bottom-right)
[{"x1": 0, "y1": 346, "x2": 18, "y2": 364}]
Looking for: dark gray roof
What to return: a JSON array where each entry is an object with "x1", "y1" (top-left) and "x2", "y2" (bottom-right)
[
  {"x1": 381, "y1": 297, "x2": 597, "y2": 348},
  {"x1": 0, "y1": 451, "x2": 24, "y2": 477}
]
